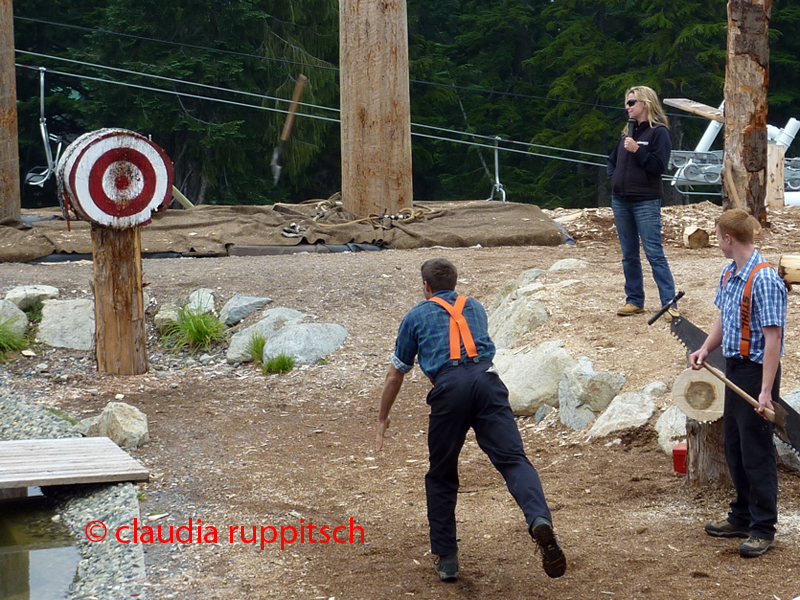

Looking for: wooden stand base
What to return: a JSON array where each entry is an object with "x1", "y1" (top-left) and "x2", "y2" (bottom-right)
[{"x1": 92, "y1": 225, "x2": 147, "y2": 375}]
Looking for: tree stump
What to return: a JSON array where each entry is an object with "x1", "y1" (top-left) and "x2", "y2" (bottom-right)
[{"x1": 686, "y1": 418, "x2": 733, "y2": 488}]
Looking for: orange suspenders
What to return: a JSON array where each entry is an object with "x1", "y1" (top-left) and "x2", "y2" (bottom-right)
[
  {"x1": 429, "y1": 295, "x2": 479, "y2": 361},
  {"x1": 722, "y1": 262, "x2": 771, "y2": 358}
]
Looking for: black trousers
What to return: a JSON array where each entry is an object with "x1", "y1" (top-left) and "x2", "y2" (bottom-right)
[
  {"x1": 724, "y1": 357, "x2": 780, "y2": 541},
  {"x1": 425, "y1": 359, "x2": 551, "y2": 556}
]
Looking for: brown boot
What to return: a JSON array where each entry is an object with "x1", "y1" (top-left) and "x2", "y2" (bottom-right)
[{"x1": 616, "y1": 303, "x2": 643, "y2": 316}]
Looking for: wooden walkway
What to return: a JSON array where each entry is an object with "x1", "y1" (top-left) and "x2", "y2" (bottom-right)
[{"x1": 0, "y1": 437, "x2": 149, "y2": 489}]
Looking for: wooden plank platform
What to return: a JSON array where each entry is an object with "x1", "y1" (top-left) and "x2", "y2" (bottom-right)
[{"x1": 0, "y1": 437, "x2": 149, "y2": 488}]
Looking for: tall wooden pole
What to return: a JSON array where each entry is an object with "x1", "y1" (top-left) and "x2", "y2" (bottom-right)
[
  {"x1": 0, "y1": 0, "x2": 21, "y2": 221},
  {"x1": 339, "y1": 0, "x2": 413, "y2": 217},
  {"x1": 722, "y1": 0, "x2": 771, "y2": 221}
]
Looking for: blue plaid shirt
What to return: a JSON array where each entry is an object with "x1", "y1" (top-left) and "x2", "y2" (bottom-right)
[
  {"x1": 391, "y1": 290, "x2": 496, "y2": 380},
  {"x1": 714, "y1": 249, "x2": 787, "y2": 363}
]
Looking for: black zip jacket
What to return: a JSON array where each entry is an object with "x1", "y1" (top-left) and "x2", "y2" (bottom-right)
[{"x1": 607, "y1": 121, "x2": 671, "y2": 202}]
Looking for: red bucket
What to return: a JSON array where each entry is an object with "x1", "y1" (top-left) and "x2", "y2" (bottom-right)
[{"x1": 672, "y1": 442, "x2": 687, "y2": 474}]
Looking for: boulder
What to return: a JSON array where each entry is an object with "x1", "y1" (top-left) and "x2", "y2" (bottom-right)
[
  {"x1": 188, "y1": 288, "x2": 215, "y2": 315},
  {"x1": 587, "y1": 387, "x2": 657, "y2": 438},
  {"x1": 37, "y1": 299, "x2": 95, "y2": 351},
  {"x1": 488, "y1": 289, "x2": 549, "y2": 349},
  {"x1": 777, "y1": 389, "x2": 800, "y2": 471},
  {"x1": 219, "y1": 294, "x2": 273, "y2": 327},
  {"x1": 493, "y1": 340, "x2": 575, "y2": 416},
  {"x1": 655, "y1": 405, "x2": 687, "y2": 455},
  {"x1": 262, "y1": 323, "x2": 348, "y2": 365},
  {"x1": 154, "y1": 304, "x2": 180, "y2": 332},
  {"x1": 559, "y1": 357, "x2": 626, "y2": 430},
  {"x1": 76, "y1": 402, "x2": 149, "y2": 448},
  {"x1": 4, "y1": 285, "x2": 60, "y2": 309},
  {"x1": 0, "y1": 300, "x2": 29, "y2": 337},
  {"x1": 226, "y1": 307, "x2": 308, "y2": 363},
  {"x1": 548, "y1": 258, "x2": 588, "y2": 272}
]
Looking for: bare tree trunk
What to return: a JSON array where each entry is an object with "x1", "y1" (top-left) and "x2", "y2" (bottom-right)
[
  {"x1": 0, "y1": 0, "x2": 21, "y2": 221},
  {"x1": 722, "y1": 0, "x2": 772, "y2": 221},
  {"x1": 340, "y1": 0, "x2": 413, "y2": 217}
]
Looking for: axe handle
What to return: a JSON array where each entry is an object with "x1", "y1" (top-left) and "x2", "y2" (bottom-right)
[
  {"x1": 701, "y1": 362, "x2": 776, "y2": 422},
  {"x1": 281, "y1": 75, "x2": 308, "y2": 142}
]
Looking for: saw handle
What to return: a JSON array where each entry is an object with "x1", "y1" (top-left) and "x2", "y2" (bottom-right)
[
  {"x1": 281, "y1": 75, "x2": 308, "y2": 142},
  {"x1": 700, "y1": 362, "x2": 776, "y2": 422}
]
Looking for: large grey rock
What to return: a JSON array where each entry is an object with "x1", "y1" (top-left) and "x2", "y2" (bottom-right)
[
  {"x1": 494, "y1": 341, "x2": 575, "y2": 416},
  {"x1": 655, "y1": 405, "x2": 687, "y2": 455},
  {"x1": 226, "y1": 307, "x2": 308, "y2": 363},
  {"x1": 76, "y1": 402, "x2": 149, "y2": 448},
  {"x1": 587, "y1": 387, "x2": 657, "y2": 438},
  {"x1": 188, "y1": 288, "x2": 215, "y2": 315},
  {"x1": 777, "y1": 389, "x2": 800, "y2": 471},
  {"x1": 0, "y1": 300, "x2": 29, "y2": 337},
  {"x1": 559, "y1": 357, "x2": 626, "y2": 430},
  {"x1": 38, "y1": 299, "x2": 94, "y2": 350},
  {"x1": 219, "y1": 293, "x2": 272, "y2": 327},
  {"x1": 4, "y1": 285, "x2": 60, "y2": 309},
  {"x1": 154, "y1": 304, "x2": 180, "y2": 332},
  {"x1": 549, "y1": 258, "x2": 588, "y2": 272},
  {"x1": 488, "y1": 288, "x2": 549, "y2": 349},
  {"x1": 262, "y1": 323, "x2": 348, "y2": 365}
]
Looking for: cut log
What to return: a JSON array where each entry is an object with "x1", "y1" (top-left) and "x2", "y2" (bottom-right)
[
  {"x1": 686, "y1": 418, "x2": 733, "y2": 488},
  {"x1": 779, "y1": 254, "x2": 800, "y2": 290},
  {"x1": 766, "y1": 144, "x2": 785, "y2": 209},
  {"x1": 682, "y1": 225, "x2": 710, "y2": 249}
]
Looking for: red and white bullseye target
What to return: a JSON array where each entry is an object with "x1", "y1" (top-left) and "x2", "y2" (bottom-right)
[{"x1": 57, "y1": 129, "x2": 173, "y2": 228}]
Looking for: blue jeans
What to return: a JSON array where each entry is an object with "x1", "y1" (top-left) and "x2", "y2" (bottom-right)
[{"x1": 612, "y1": 196, "x2": 675, "y2": 308}]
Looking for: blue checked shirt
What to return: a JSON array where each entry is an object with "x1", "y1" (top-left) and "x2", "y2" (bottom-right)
[
  {"x1": 391, "y1": 290, "x2": 496, "y2": 380},
  {"x1": 714, "y1": 249, "x2": 787, "y2": 363}
]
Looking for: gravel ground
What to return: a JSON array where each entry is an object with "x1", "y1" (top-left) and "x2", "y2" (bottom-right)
[{"x1": 0, "y1": 393, "x2": 146, "y2": 599}]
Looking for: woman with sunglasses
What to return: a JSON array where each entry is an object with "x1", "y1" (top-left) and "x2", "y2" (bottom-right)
[{"x1": 607, "y1": 85, "x2": 676, "y2": 317}]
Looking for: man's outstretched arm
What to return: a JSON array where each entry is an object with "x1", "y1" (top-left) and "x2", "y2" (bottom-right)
[{"x1": 376, "y1": 366, "x2": 406, "y2": 452}]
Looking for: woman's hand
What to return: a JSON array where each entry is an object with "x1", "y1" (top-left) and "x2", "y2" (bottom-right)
[{"x1": 623, "y1": 137, "x2": 639, "y2": 153}]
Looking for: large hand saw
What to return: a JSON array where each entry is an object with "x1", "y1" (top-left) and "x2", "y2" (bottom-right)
[{"x1": 650, "y1": 293, "x2": 800, "y2": 454}]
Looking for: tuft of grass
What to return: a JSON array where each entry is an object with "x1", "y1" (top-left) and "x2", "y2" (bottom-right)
[
  {"x1": 245, "y1": 333, "x2": 267, "y2": 366},
  {"x1": 23, "y1": 300, "x2": 44, "y2": 324},
  {"x1": 0, "y1": 318, "x2": 28, "y2": 359},
  {"x1": 45, "y1": 406, "x2": 79, "y2": 426},
  {"x1": 262, "y1": 353, "x2": 295, "y2": 375},
  {"x1": 159, "y1": 306, "x2": 226, "y2": 354},
  {"x1": 317, "y1": 357, "x2": 328, "y2": 366}
]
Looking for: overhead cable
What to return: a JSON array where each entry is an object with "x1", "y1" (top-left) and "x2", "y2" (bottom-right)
[
  {"x1": 15, "y1": 14, "x2": 706, "y2": 119},
  {"x1": 18, "y1": 51, "x2": 607, "y2": 160}
]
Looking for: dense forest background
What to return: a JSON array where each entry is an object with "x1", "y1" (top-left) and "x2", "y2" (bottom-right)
[{"x1": 12, "y1": 0, "x2": 800, "y2": 209}]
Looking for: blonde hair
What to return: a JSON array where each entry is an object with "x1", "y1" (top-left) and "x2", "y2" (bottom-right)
[{"x1": 621, "y1": 86, "x2": 670, "y2": 136}]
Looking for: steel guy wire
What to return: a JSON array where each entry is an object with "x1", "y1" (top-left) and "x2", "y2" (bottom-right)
[
  {"x1": 17, "y1": 51, "x2": 608, "y2": 160},
  {"x1": 15, "y1": 14, "x2": 707, "y2": 120}
]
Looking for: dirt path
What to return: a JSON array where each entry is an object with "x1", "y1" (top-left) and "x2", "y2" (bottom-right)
[{"x1": 2, "y1": 204, "x2": 800, "y2": 599}]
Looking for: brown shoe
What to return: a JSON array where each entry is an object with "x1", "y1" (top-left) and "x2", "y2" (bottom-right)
[
  {"x1": 705, "y1": 519, "x2": 748, "y2": 539},
  {"x1": 739, "y1": 536, "x2": 774, "y2": 557},
  {"x1": 663, "y1": 307, "x2": 680, "y2": 323},
  {"x1": 617, "y1": 303, "x2": 644, "y2": 316}
]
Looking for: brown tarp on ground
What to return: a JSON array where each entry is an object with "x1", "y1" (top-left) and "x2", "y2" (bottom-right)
[{"x1": 0, "y1": 200, "x2": 565, "y2": 262}]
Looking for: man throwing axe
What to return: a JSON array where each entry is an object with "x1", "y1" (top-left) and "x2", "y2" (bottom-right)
[{"x1": 376, "y1": 258, "x2": 566, "y2": 581}]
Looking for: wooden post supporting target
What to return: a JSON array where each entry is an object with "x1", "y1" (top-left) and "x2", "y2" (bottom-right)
[{"x1": 57, "y1": 129, "x2": 174, "y2": 375}]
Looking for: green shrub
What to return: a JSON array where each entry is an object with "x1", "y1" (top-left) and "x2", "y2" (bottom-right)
[
  {"x1": 262, "y1": 353, "x2": 295, "y2": 375},
  {"x1": 0, "y1": 318, "x2": 27, "y2": 359},
  {"x1": 23, "y1": 300, "x2": 44, "y2": 324},
  {"x1": 245, "y1": 333, "x2": 267, "y2": 365},
  {"x1": 159, "y1": 307, "x2": 226, "y2": 354}
]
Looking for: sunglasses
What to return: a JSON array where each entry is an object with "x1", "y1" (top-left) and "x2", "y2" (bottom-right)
[{"x1": 626, "y1": 99, "x2": 640, "y2": 107}]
